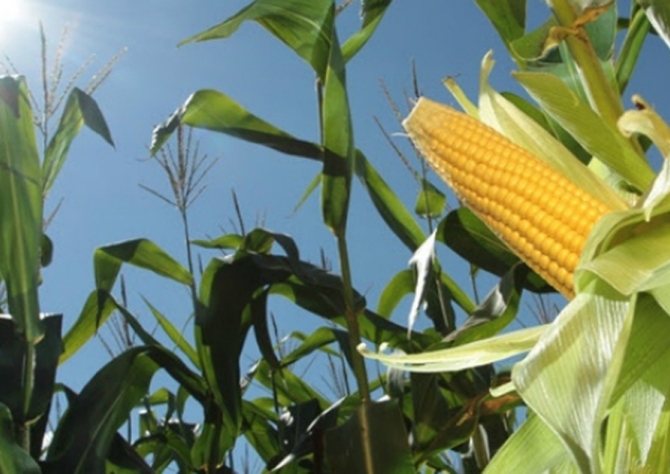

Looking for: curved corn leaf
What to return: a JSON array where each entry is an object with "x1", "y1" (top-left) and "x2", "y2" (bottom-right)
[
  {"x1": 42, "y1": 88, "x2": 114, "y2": 197},
  {"x1": 94, "y1": 238, "x2": 193, "y2": 294},
  {"x1": 359, "y1": 325, "x2": 547, "y2": 372},
  {"x1": 179, "y1": 0, "x2": 334, "y2": 81},
  {"x1": 60, "y1": 290, "x2": 116, "y2": 364},
  {"x1": 150, "y1": 90, "x2": 321, "y2": 159},
  {"x1": 377, "y1": 269, "x2": 415, "y2": 318},
  {"x1": 341, "y1": 0, "x2": 392, "y2": 62},
  {"x1": 0, "y1": 76, "x2": 42, "y2": 342}
]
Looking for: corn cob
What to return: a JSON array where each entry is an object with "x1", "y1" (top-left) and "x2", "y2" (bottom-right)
[{"x1": 403, "y1": 98, "x2": 612, "y2": 299}]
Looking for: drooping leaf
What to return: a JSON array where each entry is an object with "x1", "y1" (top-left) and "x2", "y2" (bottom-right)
[
  {"x1": 377, "y1": 269, "x2": 415, "y2": 319},
  {"x1": 94, "y1": 238, "x2": 193, "y2": 295},
  {"x1": 179, "y1": 0, "x2": 334, "y2": 81},
  {"x1": 42, "y1": 88, "x2": 114, "y2": 196},
  {"x1": 150, "y1": 90, "x2": 322, "y2": 159},
  {"x1": 196, "y1": 256, "x2": 263, "y2": 445},
  {"x1": 60, "y1": 290, "x2": 116, "y2": 365},
  {"x1": 0, "y1": 76, "x2": 43, "y2": 342},
  {"x1": 360, "y1": 325, "x2": 547, "y2": 372}
]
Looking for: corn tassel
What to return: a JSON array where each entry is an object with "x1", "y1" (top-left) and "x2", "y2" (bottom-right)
[{"x1": 403, "y1": 98, "x2": 613, "y2": 299}]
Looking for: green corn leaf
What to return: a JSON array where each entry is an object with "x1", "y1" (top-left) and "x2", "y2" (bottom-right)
[
  {"x1": 60, "y1": 290, "x2": 116, "y2": 364},
  {"x1": 321, "y1": 23, "x2": 353, "y2": 235},
  {"x1": 46, "y1": 347, "x2": 198, "y2": 473},
  {"x1": 354, "y1": 150, "x2": 426, "y2": 251},
  {"x1": 94, "y1": 238, "x2": 193, "y2": 294},
  {"x1": 42, "y1": 88, "x2": 114, "y2": 197},
  {"x1": 179, "y1": 0, "x2": 334, "y2": 81},
  {"x1": 474, "y1": 0, "x2": 526, "y2": 62},
  {"x1": 0, "y1": 76, "x2": 43, "y2": 342},
  {"x1": 150, "y1": 90, "x2": 322, "y2": 159},
  {"x1": 511, "y1": 292, "x2": 632, "y2": 472},
  {"x1": 143, "y1": 298, "x2": 199, "y2": 369},
  {"x1": 341, "y1": 0, "x2": 392, "y2": 62}
]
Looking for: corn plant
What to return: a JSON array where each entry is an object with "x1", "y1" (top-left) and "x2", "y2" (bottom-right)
[{"x1": 0, "y1": 29, "x2": 115, "y2": 471}]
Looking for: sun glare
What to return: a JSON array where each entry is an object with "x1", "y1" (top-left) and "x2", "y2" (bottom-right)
[{"x1": 0, "y1": 0, "x2": 29, "y2": 48}]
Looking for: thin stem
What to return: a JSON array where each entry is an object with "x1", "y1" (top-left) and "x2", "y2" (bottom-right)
[
  {"x1": 336, "y1": 235, "x2": 370, "y2": 403},
  {"x1": 21, "y1": 342, "x2": 36, "y2": 452},
  {"x1": 471, "y1": 424, "x2": 490, "y2": 469}
]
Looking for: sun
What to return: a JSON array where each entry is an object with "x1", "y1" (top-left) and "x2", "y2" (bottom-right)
[
  {"x1": 1, "y1": 0, "x2": 24, "y2": 22},
  {"x1": 0, "y1": 0, "x2": 29, "y2": 48}
]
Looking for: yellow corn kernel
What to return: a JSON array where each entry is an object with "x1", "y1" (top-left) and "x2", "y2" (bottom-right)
[{"x1": 403, "y1": 97, "x2": 612, "y2": 299}]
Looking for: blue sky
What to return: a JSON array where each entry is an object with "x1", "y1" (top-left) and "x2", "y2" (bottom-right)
[{"x1": 2, "y1": 0, "x2": 669, "y2": 406}]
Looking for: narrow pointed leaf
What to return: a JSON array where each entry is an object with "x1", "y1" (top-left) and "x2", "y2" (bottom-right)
[
  {"x1": 150, "y1": 90, "x2": 322, "y2": 159},
  {"x1": 354, "y1": 150, "x2": 426, "y2": 251},
  {"x1": 94, "y1": 238, "x2": 193, "y2": 294},
  {"x1": 321, "y1": 25, "x2": 353, "y2": 234},
  {"x1": 43, "y1": 88, "x2": 114, "y2": 196},
  {"x1": 143, "y1": 298, "x2": 199, "y2": 368},
  {"x1": 360, "y1": 325, "x2": 547, "y2": 372},
  {"x1": 60, "y1": 290, "x2": 116, "y2": 364},
  {"x1": 341, "y1": 0, "x2": 392, "y2": 62}
]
